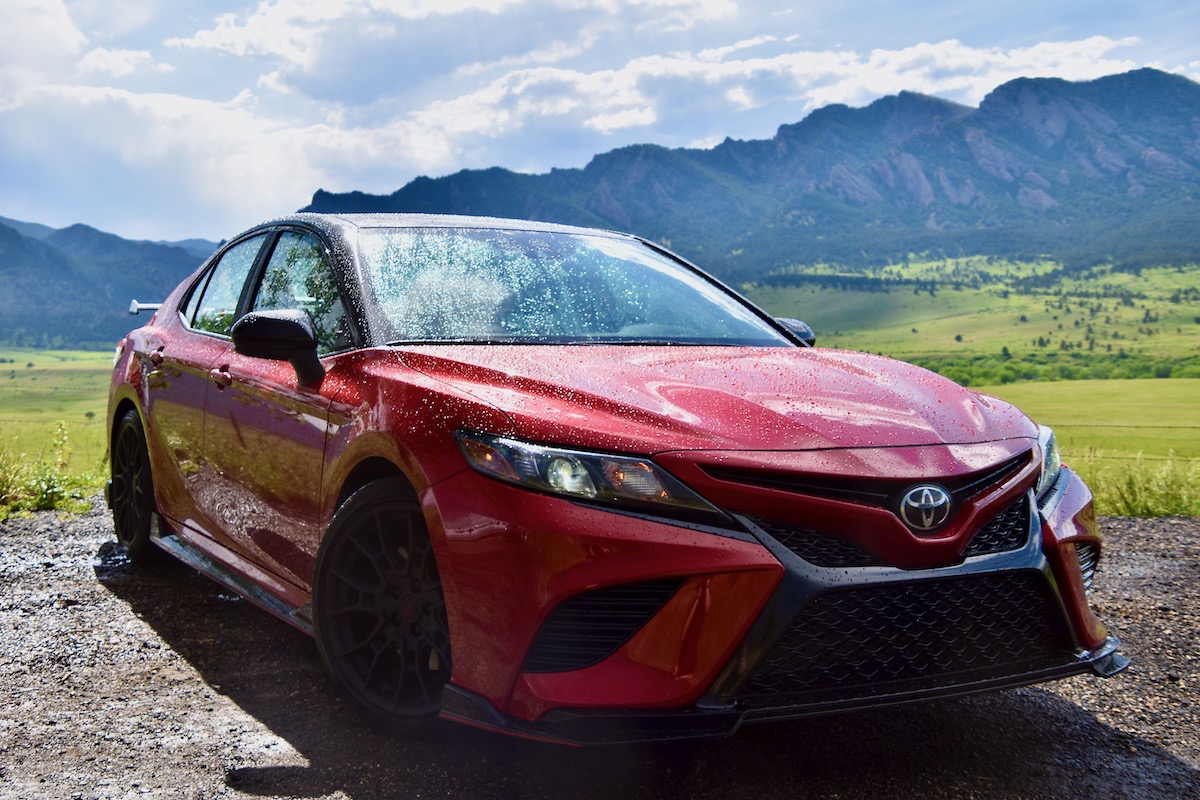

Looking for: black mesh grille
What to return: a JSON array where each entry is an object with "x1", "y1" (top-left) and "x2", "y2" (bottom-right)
[
  {"x1": 749, "y1": 517, "x2": 885, "y2": 567},
  {"x1": 962, "y1": 496, "x2": 1031, "y2": 558},
  {"x1": 737, "y1": 571, "x2": 1074, "y2": 709},
  {"x1": 523, "y1": 579, "x2": 682, "y2": 673},
  {"x1": 1076, "y1": 543, "x2": 1099, "y2": 593}
]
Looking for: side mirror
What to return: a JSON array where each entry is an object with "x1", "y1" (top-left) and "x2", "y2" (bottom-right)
[
  {"x1": 231, "y1": 309, "x2": 325, "y2": 387},
  {"x1": 776, "y1": 317, "x2": 816, "y2": 347},
  {"x1": 128, "y1": 299, "x2": 162, "y2": 316}
]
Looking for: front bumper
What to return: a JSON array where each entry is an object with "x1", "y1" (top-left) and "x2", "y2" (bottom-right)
[{"x1": 433, "y1": 465, "x2": 1126, "y2": 745}]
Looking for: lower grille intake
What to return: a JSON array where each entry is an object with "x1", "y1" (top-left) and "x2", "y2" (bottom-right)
[
  {"x1": 523, "y1": 579, "x2": 682, "y2": 673},
  {"x1": 1076, "y1": 543, "x2": 1099, "y2": 593},
  {"x1": 737, "y1": 571, "x2": 1074, "y2": 708}
]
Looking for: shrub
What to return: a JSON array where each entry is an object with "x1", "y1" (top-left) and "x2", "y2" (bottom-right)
[
  {"x1": 0, "y1": 422, "x2": 98, "y2": 518},
  {"x1": 0, "y1": 447, "x2": 22, "y2": 507},
  {"x1": 1072, "y1": 450, "x2": 1199, "y2": 518}
]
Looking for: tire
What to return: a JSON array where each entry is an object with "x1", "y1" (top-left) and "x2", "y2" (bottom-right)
[
  {"x1": 109, "y1": 409, "x2": 157, "y2": 562},
  {"x1": 312, "y1": 479, "x2": 452, "y2": 729}
]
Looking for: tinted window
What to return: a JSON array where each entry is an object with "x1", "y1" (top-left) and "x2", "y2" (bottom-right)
[
  {"x1": 251, "y1": 231, "x2": 351, "y2": 354},
  {"x1": 358, "y1": 228, "x2": 790, "y2": 346},
  {"x1": 189, "y1": 234, "x2": 268, "y2": 336}
]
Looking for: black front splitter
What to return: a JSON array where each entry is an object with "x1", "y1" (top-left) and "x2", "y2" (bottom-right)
[{"x1": 437, "y1": 635, "x2": 1127, "y2": 746}]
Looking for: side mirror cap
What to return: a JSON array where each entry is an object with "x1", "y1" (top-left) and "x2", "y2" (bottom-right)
[
  {"x1": 776, "y1": 317, "x2": 816, "y2": 347},
  {"x1": 231, "y1": 309, "x2": 325, "y2": 386}
]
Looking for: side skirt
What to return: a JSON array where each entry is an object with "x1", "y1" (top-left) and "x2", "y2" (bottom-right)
[{"x1": 151, "y1": 518, "x2": 314, "y2": 636}]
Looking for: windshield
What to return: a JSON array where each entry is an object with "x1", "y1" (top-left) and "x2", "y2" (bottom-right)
[{"x1": 357, "y1": 228, "x2": 792, "y2": 346}]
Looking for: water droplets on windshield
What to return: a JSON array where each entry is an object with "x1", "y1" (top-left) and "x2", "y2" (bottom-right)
[{"x1": 357, "y1": 228, "x2": 790, "y2": 347}]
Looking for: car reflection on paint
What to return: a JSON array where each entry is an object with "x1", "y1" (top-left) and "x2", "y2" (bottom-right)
[{"x1": 107, "y1": 213, "x2": 1126, "y2": 744}]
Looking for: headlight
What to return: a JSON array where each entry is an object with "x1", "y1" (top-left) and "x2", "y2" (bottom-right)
[
  {"x1": 1035, "y1": 425, "x2": 1063, "y2": 499},
  {"x1": 456, "y1": 430, "x2": 723, "y2": 520}
]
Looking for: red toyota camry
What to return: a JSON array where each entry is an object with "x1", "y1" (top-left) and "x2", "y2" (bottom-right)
[{"x1": 107, "y1": 213, "x2": 1126, "y2": 744}]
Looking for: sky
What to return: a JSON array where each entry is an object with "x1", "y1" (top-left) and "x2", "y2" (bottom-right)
[{"x1": 2, "y1": 1, "x2": 1198, "y2": 243}]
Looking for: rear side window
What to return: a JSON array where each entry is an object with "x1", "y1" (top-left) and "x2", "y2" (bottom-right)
[{"x1": 187, "y1": 234, "x2": 268, "y2": 336}]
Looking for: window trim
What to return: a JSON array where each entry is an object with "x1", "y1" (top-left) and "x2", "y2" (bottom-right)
[
  {"x1": 179, "y1": 231, "x2": 273, "y2": 340},
  {"x1": 246, "y1": 227, "x2": 357, "y2": 356},
  {"x1": 182, "y1": 223, "x2": 367, "y2": 354}
]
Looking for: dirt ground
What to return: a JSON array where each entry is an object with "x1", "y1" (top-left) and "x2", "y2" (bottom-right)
[{"x1": 1, "y1": 500, "x2": 1197, "y2": 799}]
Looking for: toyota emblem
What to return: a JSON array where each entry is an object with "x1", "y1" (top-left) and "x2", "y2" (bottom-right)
[{"x1": 899, "y1": 485, "x2": 953, "y2": 532}]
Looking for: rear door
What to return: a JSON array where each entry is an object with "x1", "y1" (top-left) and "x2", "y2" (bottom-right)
[{"x1": 146, "y1": 233, "x2": 269, "y2": 544}]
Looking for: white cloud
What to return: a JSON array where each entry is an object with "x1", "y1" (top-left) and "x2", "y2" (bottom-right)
[
  {"x1": 0, "y1": 82, "x2": 330, "y2": 236},
  {"x1": 0, "y1": 0, "x2": 89, "y2": 109},
  {"x1": 586, "y1": 105, "x2": 656, "y2": 132},
  {"x1": 166, "y1": 0, "x2": 740, "y2": 73},
  {"x1": 803, "y1": 36, "x2": 1143, "y2": 108},
  {"x1": 699, "y1": 36, "x2": 780, "y2": 63},
  {"x1": 77, "y1": 48, "x2": 174, "y2": 78},
  {"x1": 165, "y1": 0, "x2": 529, "y2": 68},
  {"x1": 625, "y1": 0, "x2": 738, "y2": 32},
  {"x1": 456, "y1": 36, "x2": 592, "y2": 77},
  {"x1": 724, "y1": 84, "x2": 755, "y2": 109},
  {"x1": 2, "y1": 0, "x2": 88, "y2": 71},
  {"x1": 65, "y1": 0, "x2": 159, "y2": 40},
  {"x1": 257, "y1": 69, "x2": 295, "y2": 94}
]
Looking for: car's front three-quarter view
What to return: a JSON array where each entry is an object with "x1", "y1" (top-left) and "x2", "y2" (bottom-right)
[{"x1": 106, "y1": 212, "x2": 1127, "y2": 745}]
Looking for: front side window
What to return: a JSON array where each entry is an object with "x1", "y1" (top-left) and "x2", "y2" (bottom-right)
[
  {"x1": 357, "y1": 228, "x2": 790, "y2": 347},
  {"x1": 250, "y1": 231, "x2": 351, "y2": 354},
  {"x1": 188, "y1": 234, "x2": 268, "y2": 336}
]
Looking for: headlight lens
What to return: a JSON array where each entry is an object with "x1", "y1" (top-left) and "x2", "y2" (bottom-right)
[
  {"x1": 1035, "y1": 425, "x2": 1063, "y2": 498},
  {"x1": 456, "y1": 430, "x2": 721, "y2": 518}
]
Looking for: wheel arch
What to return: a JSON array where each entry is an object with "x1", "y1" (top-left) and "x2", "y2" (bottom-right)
[
  {"x1": 108, "y1": 397, "x2": 143, "y2": 458},
  {"x1": 333, "y1": 457, "x2": 419, "y2": 512},
  {"x1": 325, "y1": 457, "x2": 459, "y2": 652}
]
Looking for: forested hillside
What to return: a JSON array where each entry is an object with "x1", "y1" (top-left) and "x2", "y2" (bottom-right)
[{"x1": 0, "y1": 218, "x2": 215, "y2": 348}]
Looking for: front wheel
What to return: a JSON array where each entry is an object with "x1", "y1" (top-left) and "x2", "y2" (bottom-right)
[
  {"x1": 312, "y1": 479, "x2": 452, "y2": 729},
  {"x1": 109, "y1": 409, "x2": 156, "y2": 562}
]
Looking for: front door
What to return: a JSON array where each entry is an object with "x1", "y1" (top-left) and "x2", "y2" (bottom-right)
[{"x1": 198, "y1": 229, "x2": 351, "y2": 589}]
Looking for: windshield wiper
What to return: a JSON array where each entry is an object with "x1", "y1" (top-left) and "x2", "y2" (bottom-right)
[
  {"x1": 575, "y1": 340, "x2": 680, "y2": 346},
  {"x1": 386, "y1": 337, "x2": 526, "y2": 346}
]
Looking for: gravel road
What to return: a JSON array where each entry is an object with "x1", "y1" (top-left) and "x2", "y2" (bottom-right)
[{"x1": 1, "y1": 500, "x2": 1197, "y2": 800}]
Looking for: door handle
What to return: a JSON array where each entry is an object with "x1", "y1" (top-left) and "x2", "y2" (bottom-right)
[{"x1": 208, "y1": 366, "x2": 232, "y2": 389}]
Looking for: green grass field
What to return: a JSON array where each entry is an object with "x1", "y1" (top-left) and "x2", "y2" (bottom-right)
[
  {"x1": 745, "y1": 261, "x2": 1200, "y2": 367},
  {"x1": 977, "y1": 379, "x2": 1199, "y2": 517},
  {"x1": 0, "y1": 346, "x2": 1196, "y2": 516},
  {"x1": 979, "y1": 378, "x2": 1199, "y2": 459},
  {"x1": 0, "y1": 348, "x2": 112, "y2": 475}
]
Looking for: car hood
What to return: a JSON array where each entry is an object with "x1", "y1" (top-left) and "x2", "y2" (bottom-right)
[{"x1": 397, "y1": 345, "x2": 1036, "y2": 453}]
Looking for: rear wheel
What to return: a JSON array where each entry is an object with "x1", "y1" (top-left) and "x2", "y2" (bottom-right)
[
  {"x1": 109, "y1": 409, "x2": 156, "y2": 562},
  {"x1": 312, "y1": 479, "x2": 452, "y2": 729}
]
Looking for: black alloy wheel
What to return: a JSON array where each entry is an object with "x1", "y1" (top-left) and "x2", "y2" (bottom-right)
[
  {"x1": 313, "y1": 479, "x2": 452, "y2": 729},
  {"x1": 109, "y1": 409, "x2": 156, "y2": 562}
]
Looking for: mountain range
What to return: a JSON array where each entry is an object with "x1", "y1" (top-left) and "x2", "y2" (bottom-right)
[
  {"x1": 2, "y1": 67, "x2": 1198, "y2": 348},
  {"x1": 0, "y1": 217, "x2": 216, "y2": 348},
  {"x1": 306, "y1": 67, "x2": 1200, "y2": 281}
]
